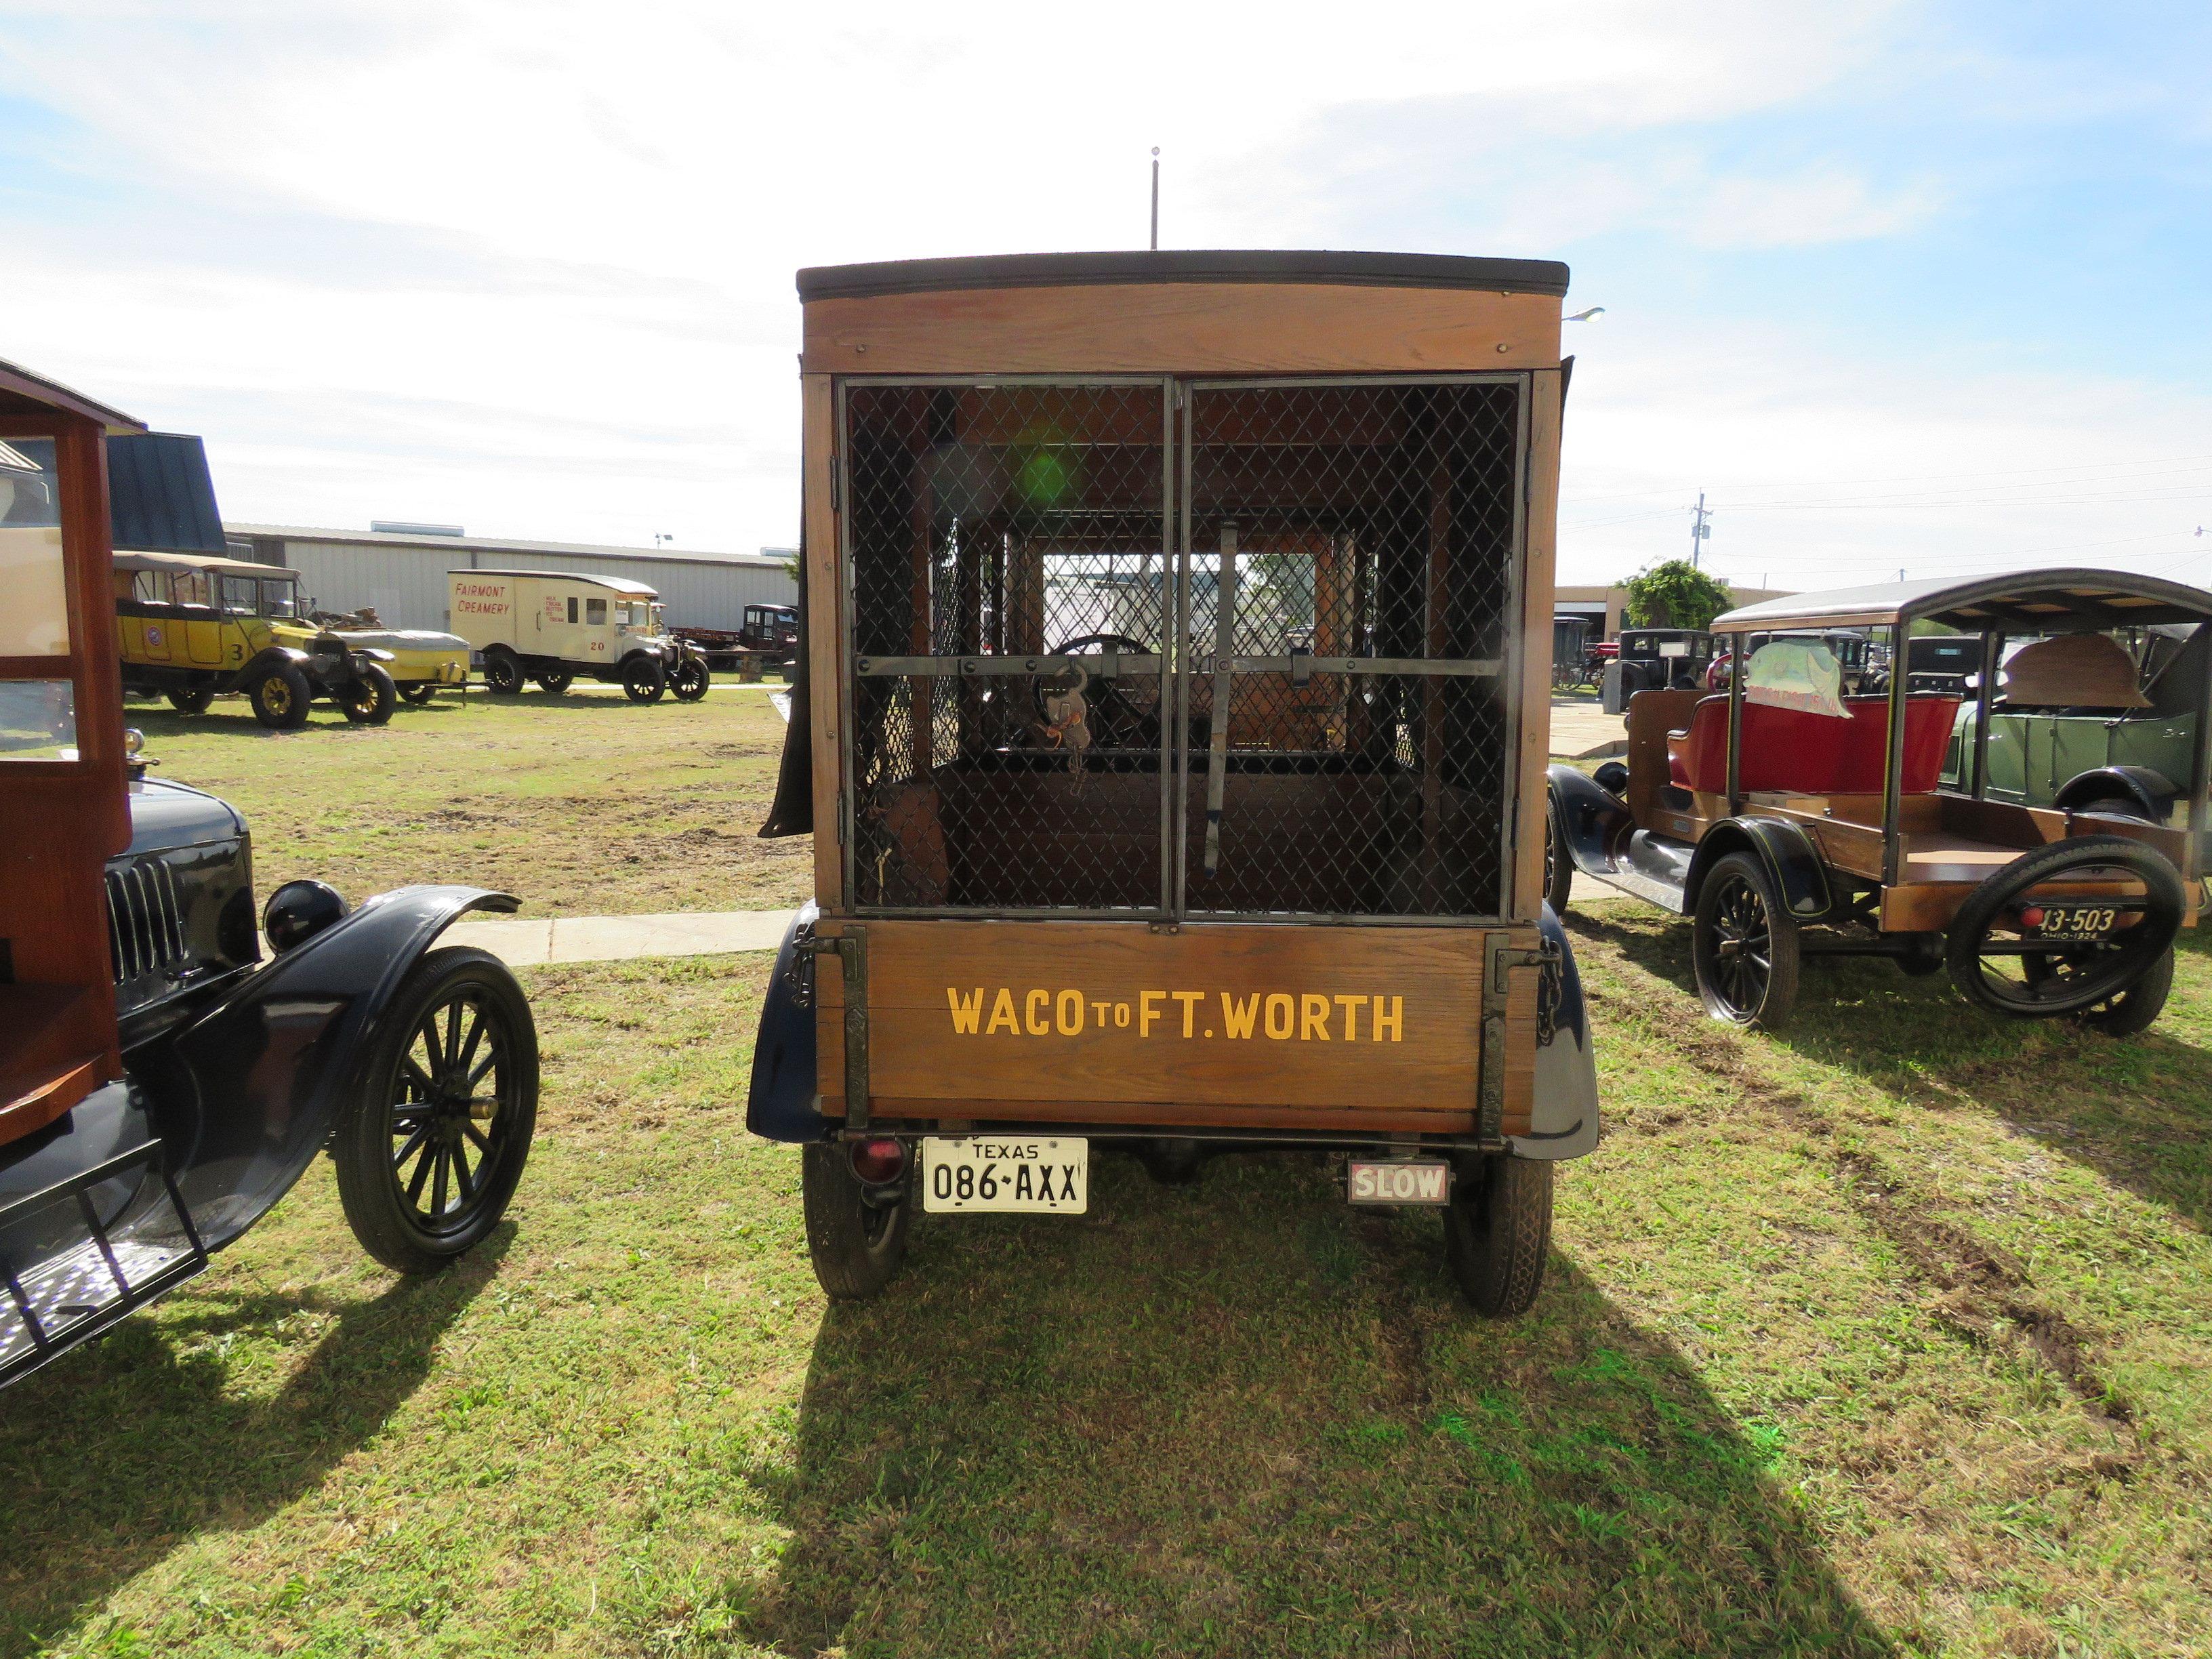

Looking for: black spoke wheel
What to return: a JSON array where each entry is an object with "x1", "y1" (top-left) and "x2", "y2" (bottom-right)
[
  {"x1": 623, "y1": 655, "x2": 668, "y2": 703},
  {"x1": 166, "y1": 687, "x2": 213, "y2": 714},
  {"x1": 1946, "y1": 836, "x2": 2184, "y2": 1021},
  {"x1": 248, "y1": 663, "x2": 313, "y2": 731},
  {"x1": 800, "y1": 1141, "x2": 911, "y2": 1300},
  {"x1": 535, "y1": 670, "x2": 574, "y2": 694},
  {"x1": 1692, "y1": 851, "x2": 1801, "y2": 1029},
  {"x1": 483, "y1": 651, "x2": 525, "y2": 695},
  {"x1": 670, "y1": 656, "x2": 711, "y2": 701},
  {"x1": 338, "y1": 663, "x2": 397, "y2": 725},
  {"x1": 1543, "y1": 797, "x2": 1573, "y2": 914},
  {"x1": 332, "y1": 946, "x2": 538, "y2": 1273},
  {"x1": 397, "y1": 681, "x2": 439, "y2": 705}
]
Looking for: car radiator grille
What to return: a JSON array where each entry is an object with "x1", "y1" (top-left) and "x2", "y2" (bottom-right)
[{"x1": 106, "y1": 858, "x2": 189, "y2": 983}]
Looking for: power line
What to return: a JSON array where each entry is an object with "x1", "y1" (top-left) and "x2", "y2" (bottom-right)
[{"x1": 1559, "y1": 451, "x2": 2212, "y2": 504}]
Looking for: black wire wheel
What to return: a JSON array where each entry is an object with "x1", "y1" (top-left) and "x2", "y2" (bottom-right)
[
  {"x1": 669, "y1": 656, "x2": 711, "y2": 701},
  {"x1": 800, "y1": 1141, "x2": 912, "y2": 1300},
  {"x1": 165, "y1": 687, "x2": 213, "y2": 714},
  {"x1": 1543, "y1": 798, "x2": 1573, "y2": 914},
  {"x1": 1443, "y1": 1153, "x2": 1553, "y2": 1317},
  {"x1": 248, "y1": 662, "x2": 313, "y2": 731},
  {"x1": 622, "y1": 654, "x2": 668, "y2": 703},
  {"x1": 1946, "y1": 835, "x2": 2185, "y2": 1022},
  {"x1": 396, "y1": 681, "x2": 439, "y2": 705},
  {"x1": 337, "y1": 663, "x2": 397, "y2": 725},
  {"x1": 534, "y1": 669, "x2": 574, "y2": 695},
  {"x1": 483, "y1": 650, "x2": 525, "y2": 695},
  {"x1": 331, "y1": 945, "x2": 538, "y2": 1273},
  {"x1": 1692, "y1": 851, "x2": 1801, "y2": 1029}
]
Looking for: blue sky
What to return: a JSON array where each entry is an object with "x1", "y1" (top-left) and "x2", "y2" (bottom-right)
[{"x1": 0, "y1": 0, "x2": 2204, "y2": 590}]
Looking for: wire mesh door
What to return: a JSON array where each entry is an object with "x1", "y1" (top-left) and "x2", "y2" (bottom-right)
[
  {"x1": 1178, "y1": 380, "x2": 1527, "y2": 919},
  {"x1": 842, "y1": 380, "x2": 1175, "y2": 914}
]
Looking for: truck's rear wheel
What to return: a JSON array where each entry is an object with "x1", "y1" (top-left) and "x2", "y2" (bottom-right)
[
  {"x1": 801, "y1": 1141, "x2": 910, "y2": 1300},
  {"x1": 397, "y1": 682, "x2": 439, "y2": 705},
  {"x1": 166, "y1": 687, "x2": 213, "y2": 715},
  {"x1": 1444, "y1": 1154, "x2": 1552, "y2": 1317},
  {"x1": 249, "y1": 663, "x2": 312, "y2": 731},
  {"x1": 534, "y1": 670, "x2": 573, "y2": 694},
  {"x1": 483, "y1": 650, "x2": 525, "y2": 695}
]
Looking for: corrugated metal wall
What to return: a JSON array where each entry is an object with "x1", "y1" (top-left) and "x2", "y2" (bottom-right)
[{"x1": 232, "y1": 534, "x2": 797, "y2": 632}]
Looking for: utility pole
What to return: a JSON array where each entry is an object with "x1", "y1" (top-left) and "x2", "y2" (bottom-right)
[
  {"x1": 1149, "y1": 148, "x2": 1160, "y2": 249},
  {"x1": 1689, "y1": 492, "x2": 1712, "y2": 569}
]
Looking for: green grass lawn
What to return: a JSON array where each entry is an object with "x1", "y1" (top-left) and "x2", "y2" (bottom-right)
[
  {"x1": 9, "y1": 909, "x2": 2212, "y2": 1656},
  {"x1": 118, "y1": 685, "x2": 809, "y2": 917}
]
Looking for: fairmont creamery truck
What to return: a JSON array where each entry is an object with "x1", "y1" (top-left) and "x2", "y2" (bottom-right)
[{"x1": 447, "y1": 569, "x2": 710, "y2": 702}]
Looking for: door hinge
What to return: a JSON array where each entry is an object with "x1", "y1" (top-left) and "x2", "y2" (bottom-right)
[
  {"x1": 827, "y1": 454, "x2": 841, "y2": 513},
  {"x1": 1492, "y1": 938, "x2": 1565, "y2": 1046}
]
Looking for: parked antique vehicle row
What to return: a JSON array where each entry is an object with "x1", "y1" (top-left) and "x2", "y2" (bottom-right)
[{"x1": 1, "y1": 360, "x2": 537, "y2": 1387}]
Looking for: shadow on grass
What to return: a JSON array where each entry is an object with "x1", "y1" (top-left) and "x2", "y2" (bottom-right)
[
  {"x1": 0, "y1": 1229, "x2": 508, "y2": 1652},
  {"x1": 1568, "y1": 903, "x2": 2212, "y2": 1234},
  {"x1": 731, "y1": 1158, "x2": 1893, "y2": 1658}
]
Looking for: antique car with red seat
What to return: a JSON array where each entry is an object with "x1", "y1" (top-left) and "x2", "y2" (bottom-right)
[
  {"x1": 1, "y1": 359, "x2": 537, "y2": 1387},
  {"x1": 1547, "y1": 571, "x2": 2211, "y2": 1032}
]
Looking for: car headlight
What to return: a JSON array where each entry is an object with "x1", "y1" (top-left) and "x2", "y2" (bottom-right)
[{"x1": 264, "y1": 880, "x2": 349, "y2": 952}]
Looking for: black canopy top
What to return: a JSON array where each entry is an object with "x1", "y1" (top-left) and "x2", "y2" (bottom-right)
[{"x1": 798, "y1": 249, "x2": 1572, "y2": 302}]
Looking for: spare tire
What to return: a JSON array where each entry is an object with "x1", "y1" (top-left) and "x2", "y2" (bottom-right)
[{"x1": 1945, "y1": 834, "x2": 2186, "y2": 1019}]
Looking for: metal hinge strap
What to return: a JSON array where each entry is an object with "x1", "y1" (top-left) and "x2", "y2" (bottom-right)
[{"x1": 827, "y1": 454, "x2": 840, "y2": 512}]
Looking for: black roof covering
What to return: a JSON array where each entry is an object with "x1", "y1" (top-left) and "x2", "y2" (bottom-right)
[
  {"x1": 798, "y1": 249, "x2": 1571, "y2": 302},
  {"x1": 107, "y1": 432, "x2": 226, "y2": 554}
]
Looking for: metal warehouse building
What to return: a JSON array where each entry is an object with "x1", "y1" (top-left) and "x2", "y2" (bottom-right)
[{"x1": 222, "y1": 524, "x2": 798, "y2": 634}]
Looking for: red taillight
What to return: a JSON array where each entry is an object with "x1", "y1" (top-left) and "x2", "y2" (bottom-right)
[
  {"x1": 2019, "y1": 906, "x2": 2045, "y2": 928},
  {"x1": 849, "y1": 1138, "x2": 907, "y2": 1185}
]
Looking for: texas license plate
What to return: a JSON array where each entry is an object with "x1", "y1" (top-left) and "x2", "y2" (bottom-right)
[
  {"x1": 1347, "y1": 1160, "x2": 1453, "y2": 1206},
  {"x1": 2034, "y1": 904, "x2": 2122, "y2": 941},
  {"x1": 921, "y1": 1136, "x2": 1088, "y2": 1214}
]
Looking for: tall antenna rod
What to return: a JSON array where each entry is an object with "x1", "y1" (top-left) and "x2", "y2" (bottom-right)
[{"x1": 1149, "y1": 147, "x2": 1160, "y2": 249}]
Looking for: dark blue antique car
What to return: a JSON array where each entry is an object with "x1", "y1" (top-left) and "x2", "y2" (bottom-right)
[{"x1": 0, "y1": 359, "x2": 537, "y2": 1387}]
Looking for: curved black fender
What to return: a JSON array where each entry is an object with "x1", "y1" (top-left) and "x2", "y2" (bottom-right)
[
  {"x1": 234, "y1": 644, "x2": 312, "y2": 687},
  {"x1": 747, "y1": 901, "x2": 827, "y2": 1144},
  {"x1": 1684, "y1": 817, "x2": 1836, "y2": 923},
  {"x1": 1510, "y1": 904, "x2": 1601, "y2": 1161},
  {"x1": 146, "y1": 884, "x2": 521, "y2": 1252},
  {"x1": 2053, "y1": 764, "x2": 2178, "y2": 821},
  {"x1": 1545, "y1": 762, "x2": 1633, "y2": 878}
]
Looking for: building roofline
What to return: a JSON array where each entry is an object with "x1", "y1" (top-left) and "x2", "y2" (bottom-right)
[{"x1": 226, "y1": 522, "x2": 792, "y2": 571}]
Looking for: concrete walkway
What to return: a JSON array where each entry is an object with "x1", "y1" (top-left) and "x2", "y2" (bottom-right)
[
  {"x1": 445, "y1": 908, "x2": 796, "y2": 966},
  {"x1": 1550, "y1": 697, "x2": 1629, "y2": 760}
]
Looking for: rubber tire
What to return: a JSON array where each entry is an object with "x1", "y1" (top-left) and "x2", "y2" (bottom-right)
[
  {"x1": 165, "y1": 687, "x2": 213, "y2": 715},
  {"x1": 1544, "y1": 801, "x2": 1573, "y2": 914},
  {"x1": 1896, "y1": 934, "x2": 1946, "y2": 977},
  {"x1": 1444, "y1": 1154, "x2": 1553, "y2": 1317},
  {"x1": 670, "y1": 657, "x2": 710, "y2": 701},
  {"x1": 338, "y1": 663, "x2": 397, "y2": 725},
  {"x1": 1946, "y1": 834, "x2": 2186, "y2": 1019},
  {"x1": 623, "y1": 655, "x2": 668, "y2": 703},
  {"x1": 483, "y1": 651, "x2": 525, "y2": 695},
  {"x1": 397, "y1": 682, "x2": 438, "y2": 705},
  {"x1": 535, "y1": 670, "x2": 574, "y2": 694},
  {"x1": 248, "y1": 663, "x2": 313, "y2": 731},
  {"x1": 1136, "y1": 1137, "x2": 1204, "y2": 1185},
  {"x1": 1692, "y1": 851, "x2": 1801, "y2": 1029},
  {"x1": 801, "y1": 1141, "x2": 911, "y2": 1300},
  {"x1": 2069, "y1": 946, "x2": 2173, "y2": 1037},
  {"x1": 330, "y1": 947, "x2": 539, "y2": 1274}
]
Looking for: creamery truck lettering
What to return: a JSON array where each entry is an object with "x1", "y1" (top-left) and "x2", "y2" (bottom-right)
[{"x1": 944, "y1": 986, "x2": 1404, "y2": 1041}]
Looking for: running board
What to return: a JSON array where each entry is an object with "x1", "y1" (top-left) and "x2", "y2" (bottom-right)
[
  {"x1": 0, "y1": 1141, "x2": 208, "y2": 1388},
  {"x1": 1584, "y1": 865, "x2": 1690, "y2": 914}
]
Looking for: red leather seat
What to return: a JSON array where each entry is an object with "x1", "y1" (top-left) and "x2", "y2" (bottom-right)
[{"x1": 1668, "y1": 694, "x2": 1961, "y2": 795}]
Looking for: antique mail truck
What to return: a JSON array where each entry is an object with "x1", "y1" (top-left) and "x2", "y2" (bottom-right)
[{"x1": 747, "y1": 251, "x2": 1599, "y2": 1315}]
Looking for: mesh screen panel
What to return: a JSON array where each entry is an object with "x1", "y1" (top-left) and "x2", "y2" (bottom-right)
[{"x1": 840, "y1": 377, "x2": 1523, "y2": 918}]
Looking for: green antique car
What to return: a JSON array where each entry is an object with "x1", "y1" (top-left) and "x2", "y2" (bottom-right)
[{"x1": 1940, "y1": 625, "x2": 2205, "y2": 826}]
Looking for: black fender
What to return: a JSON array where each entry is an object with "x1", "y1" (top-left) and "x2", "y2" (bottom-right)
[
  {"x1": 1685, "y1": 817, "x2": 1835, "y2": 923},
  {"x1": 747, "y1": 901, "x2": 828, "y2": 1143},
  {"x1": 349, "y1": 647, "x2": 396, "y2": 666},
  {"x1": 1511, "y1": 905, "x2": 1600, "y2": 1161},
  {"x1": 1546, "y1": 763, "x2": 1632, "y2": 878},
  {"x1": 144, "y1": 884, "x2": 520, "y2": 1252},
  {"x1": 2053, "y1": 765, "x2": 2177, "y2": 821},
  {"x1": 238, "y1": 644, "x2": 311, "y2": 683}
]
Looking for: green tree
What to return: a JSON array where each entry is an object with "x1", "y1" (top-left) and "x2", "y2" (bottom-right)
[{"x1": 1621, "y1": 559, "x2": 1736, "y2": 630}]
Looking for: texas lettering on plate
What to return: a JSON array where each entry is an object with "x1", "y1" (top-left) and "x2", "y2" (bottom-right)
[{"x1": 922, "y1": 1136, "x2": 1089, "y2": 1214}]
